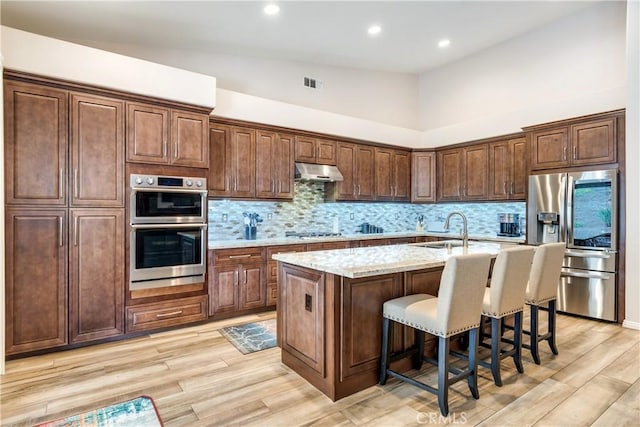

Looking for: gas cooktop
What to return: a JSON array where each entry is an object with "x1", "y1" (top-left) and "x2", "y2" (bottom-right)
[{"x1": 285, "y1": 231, "x2": 343, "y2": 239}]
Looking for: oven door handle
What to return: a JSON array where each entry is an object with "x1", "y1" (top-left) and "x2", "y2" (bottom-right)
[
  {"x1": 561, "y1": 270, "x2": 612, "y2": 280},
  {"x1": 131, "y1": 188, "x2": 208, "y2": 195},
  {"x1": 131, "y1": 223, "x2": 207, "y2": 230}
]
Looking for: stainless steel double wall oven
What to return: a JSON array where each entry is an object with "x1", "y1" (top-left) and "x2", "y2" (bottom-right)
[{"x1": 130, "y1": 174, "x2": 207, "y2": 290}]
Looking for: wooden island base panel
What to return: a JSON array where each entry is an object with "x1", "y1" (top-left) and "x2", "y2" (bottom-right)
[{"x1": 274, "y1": 242, "x2": 508, "y2": 400}]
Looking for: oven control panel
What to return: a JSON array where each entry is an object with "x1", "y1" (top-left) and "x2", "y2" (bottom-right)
[{"x1": 130, "y1": 174, "x2": 206, "y2": 190}]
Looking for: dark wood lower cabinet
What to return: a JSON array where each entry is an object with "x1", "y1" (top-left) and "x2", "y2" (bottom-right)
[
  {"x1": 278, "y1": 262, "x2": 445, "y2": 401},
  {"x1": 5, "y1": 209, "x2": 67, "y2": 355},
  {"x1": 69, "y1": 209, "x2": 124, "y2": 344}
]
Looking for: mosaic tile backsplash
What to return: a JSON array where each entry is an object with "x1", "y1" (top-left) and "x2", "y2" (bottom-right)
[{"x1": 208, "y1": 181, "x2": 525, "y2": 241}]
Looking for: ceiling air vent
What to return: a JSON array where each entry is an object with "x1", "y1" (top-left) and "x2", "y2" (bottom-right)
[{"x1": 303, "y1": 76, "x2": 321, "y2": 89}]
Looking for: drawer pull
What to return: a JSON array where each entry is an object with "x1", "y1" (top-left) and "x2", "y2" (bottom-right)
[
  {"x1": 156, "y1": 310, "x2": 183, "y2": 318},
  {"x1": 228, "y1": 254, "x2": 252, "y2": 259}
]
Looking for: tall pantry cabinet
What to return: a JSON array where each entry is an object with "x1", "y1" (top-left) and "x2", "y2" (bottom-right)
[{"x1": 4, "y1": 78, "x2": 125, "y2": 354}]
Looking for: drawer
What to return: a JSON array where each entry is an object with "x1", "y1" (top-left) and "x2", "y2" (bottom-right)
[
  {"x1": 212, "y1": 247, "x2": 265, "y2": 264},
  {"x1": 306, "y1": 241, "x2": 350, "y2": 251},
  {"x1": 267, "y1": 244, "x2": 306, "y2": 282},
  {"x1": 126, "y1": 295, "x2": 208, "y2": 333}
]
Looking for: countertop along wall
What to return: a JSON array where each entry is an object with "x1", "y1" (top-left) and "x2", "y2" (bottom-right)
[{"x1": 208, "y1": 181, "x2": 526, "y2": 243}]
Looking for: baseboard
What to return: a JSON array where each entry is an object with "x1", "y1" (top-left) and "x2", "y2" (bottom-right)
[{"x1": 622, "y1": 319, "x2": 640, "y2": 330}]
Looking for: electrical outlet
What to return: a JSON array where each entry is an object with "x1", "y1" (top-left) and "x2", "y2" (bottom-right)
[
  {"x1": 222, "y1": 214, "x2": 228, "y2": 222},
  {"x1": 395, "y1": 212, "x2": 400, "y2": 219},
  {"x1": 267, "y1": 213, "x2": 273, "y2": 220},
  {"x1": 350, "y1": 213, "x2": 355, "y2": 220}
]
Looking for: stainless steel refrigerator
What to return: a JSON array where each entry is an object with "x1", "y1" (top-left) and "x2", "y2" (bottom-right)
[{"x1": 527, "y1": 168, "x2": 618, "y2": 321}]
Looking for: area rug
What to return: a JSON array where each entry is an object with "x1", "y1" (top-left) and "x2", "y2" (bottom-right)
[
  {"x1": 34, "y1": 395, "x2": 163, "y2": 427},
  {"x1": 220, "y1": 319, "x2": 277, "y2": 354}
]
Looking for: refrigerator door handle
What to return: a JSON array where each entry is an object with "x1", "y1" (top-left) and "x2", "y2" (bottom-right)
[
  {"x1": 564, "y1": 174, "x2": 573, "y2": 245},
  {"x1": 561, "y1": 270, "x2": 612, "y2": 280},
  {"x1": 565, "y1": 250, "x2": 614, "y2": 259}
]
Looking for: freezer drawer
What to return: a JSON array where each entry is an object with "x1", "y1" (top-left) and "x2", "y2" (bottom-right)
[{"x1": 557, "y1": 268, "x2": 616, "y2": 321}]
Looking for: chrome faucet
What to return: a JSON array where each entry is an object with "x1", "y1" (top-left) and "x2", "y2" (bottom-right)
[{"x1": 444, "y1": 211, "x2": 469, "y2": 248}]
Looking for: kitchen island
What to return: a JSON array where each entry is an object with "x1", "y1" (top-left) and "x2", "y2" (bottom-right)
[{"x1": 273, "y1": 241, "x2": 512, "y2": 400}]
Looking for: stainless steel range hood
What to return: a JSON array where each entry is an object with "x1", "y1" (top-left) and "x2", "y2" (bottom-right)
[{"x1": 294, "y1": 162, "x2": 344, "y2": 182}]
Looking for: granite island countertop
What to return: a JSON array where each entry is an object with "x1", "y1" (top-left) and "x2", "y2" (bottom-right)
[
  {"x1": 208, "y1": 231, "x2": 525, "y2": 250},
  {"x1": 272, "y1": 240, "x2": 520, "y2": 278}
]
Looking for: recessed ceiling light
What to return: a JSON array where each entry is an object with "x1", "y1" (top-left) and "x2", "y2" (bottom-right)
[
  {"x1": 264, "y1": 4, "x2": 280, "y2": 16},
  {"x1": 438, "y1": 39, "x2": 451, "y2": 48},
  {"x1": 368, "y1": 25, "x2": 382, "y2": 36}
]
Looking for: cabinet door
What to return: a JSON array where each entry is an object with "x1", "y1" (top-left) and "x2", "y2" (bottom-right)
[
  {"x1": 571, "y1": 119, "x2": 616, "y2": 166},
  {"x1": 374, "y1": 148, "x2": 393, "y2": 201},
  {"x1": 71, "y1": 93, "x2": 124, "y2": 207},
  {"x1": 275, "y1": 133, "x2": 295, "y2": 198},
  {"x1": 295, "y1": 135, "x2": 317, "y2": 163},
  {"x1": 4, "y1": 81, "x2": 68, "y2": 205},
  {"x1": 489, "y1": 141, "x2": 509, "y2": 200},
  {"x1": 240, "y1": 263, "x2": 266, "y2": 310},
  {"x1": 437, "y1": 149, "x2": 463, "y2": 201},
  {"x1": 531, "y1": 128, "x2": 569, "y2": 170},
  {"x1": 126, "y1": 102, "x2": 170, "y2": 164},
  {"x1": 210, "y1": 265, "x2": 239, "y2": 315},
  {"x1": 393, "y1": 150, "x2": 410, "y2": 200},
  {"x1": 208, "y1": 124, "x2": 233, "y2": 196},
  {"x1": 316, "y1": 139, "x2": 337, "y2": 165},
  {"x1": 334, "y1": 142, "x2": 357, "y2": 200},
  {"x1": 5, "y1": 209, "x2": 67, "y2": 354},
  {"x1": 231, "y1": 127, "x2": 256, "y2": 197},
  {"x1": 171, "y1": 110, "x2": 209, "y2": 168},
  {"x1": 411, "y1": 152, "x2": 436, "y2": 203},
  {"x1": 509, "y1": 137, "x2": 527, "y2": 199},
  {"x1": 255, "y1": 130, "x2": 276, "y2": 198},
  {"x1": 355, "y1": 145, "x2": 375, "y2": 200},
  {"x1": 463, "y1": 144, "x2": 488, "y2": 200},
  {"x1": 69, "y1": 209, "x2": 124, "y2": 344}
]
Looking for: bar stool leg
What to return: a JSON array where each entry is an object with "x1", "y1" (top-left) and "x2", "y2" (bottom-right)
[
  {"x1": 490, "y1": 317, "x2": 503, "y2": 387},
  {"x1": 379, "y1": 317, "x2": 391, "y2": 385},
  {"x1": 513, "y1": 311, "x2": 524, "y2": 373},
  {"x1": 467, "y1": 327, "x2": 480, "y2": 399},
  {"x1": 530, "y1": 305, "x2": 541, "y2": 365},
  {"x1": 548, "y1": 300, "x2": 559, "y2": 355},
  {"x1": 413, "y1": 330, "x2": 425, "y2": 369},
  {"x1": 437, "y1": 336, "x2": 450, "y2": 416}
]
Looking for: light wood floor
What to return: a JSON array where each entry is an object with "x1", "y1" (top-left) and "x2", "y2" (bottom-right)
[{"x1": 1, "y1": 310, "x2": 639, "y2": 426}]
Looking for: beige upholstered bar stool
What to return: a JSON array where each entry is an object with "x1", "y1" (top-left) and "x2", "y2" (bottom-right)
[
  {"x1": 523, "y1": 242, "x2": 565, "y2": 364},
  {"x1": 477, "y1": 246, "x2": 535, "y2": 386},
  {"x1": 379, "y1": 253, "x2": 492, "y2": 416}
]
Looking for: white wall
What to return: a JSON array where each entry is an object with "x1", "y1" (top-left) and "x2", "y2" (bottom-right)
[
  {"x1": 417, "y1": 1, "x2": 627, "y2": 147},
  {"x1": 624, "y1": 0, "x2": 640, "y2": 330},
  {"x1": 214, "y1": 88, "x2": 423, "y2": 147},
  {"x1": 57, "y1": 39, "x2": 421, "y2": 130},
  {"x1": 0, "y1": 26, "x2": 216, "y2": 109}
]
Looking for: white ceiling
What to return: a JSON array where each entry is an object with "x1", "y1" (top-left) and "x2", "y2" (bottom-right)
[{"x1": 1, "y1": 1, "x2": 599, "y2": 74}]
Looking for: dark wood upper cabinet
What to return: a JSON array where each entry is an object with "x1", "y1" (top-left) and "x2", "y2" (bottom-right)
[
  {"x1": 437, "y1": 149, "x2": 463, "y2": 201},
  {"x1": 571, "y1": 119, "x2": 616, "y2": 166},
  {"x1": 256, "y1": 130, "x2": 294, "y2": 199},
  {"x1": 375, "y1": 148, "x2": 410, "y2": 201},
  {"x1": 326, "y1": 142, "x2": 374, "y2": 201},
  {"x1": 530, "y1": 117, "x2": 616, "y2": 170},
  {"x1": 126, "y1": 103, "x2": 169, "y2": 164},
  {"x1": 4, "y1": 81, "x2": 68, "y2": 206},
  {"x1": 208, "y1": 124, "x2": 255, "y2": 198},
  {"x1": 126, "y1": 102, "x2": 208, "y2": 168},
  {"x1": 411, "y1": 152, "x2": 436, "y2": 203},
  {"x1": 488, "y1": 136, "x2": 527, "y2": 201},
  {"x1": 437, "y1": 144, "x2": 488, "y2": 201},
  {"x1": 294, "y1": 135, "x2": 336, "y2": 165},
  {"x1": 171, "y1": 110, "x2": 209, "y2": 168},
  {"x1": 70, "y1": 93, "x2": 124, "y2": 207},
  {"x1": 355, "y1": 144, "x2": 375, "y2": 200}
]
